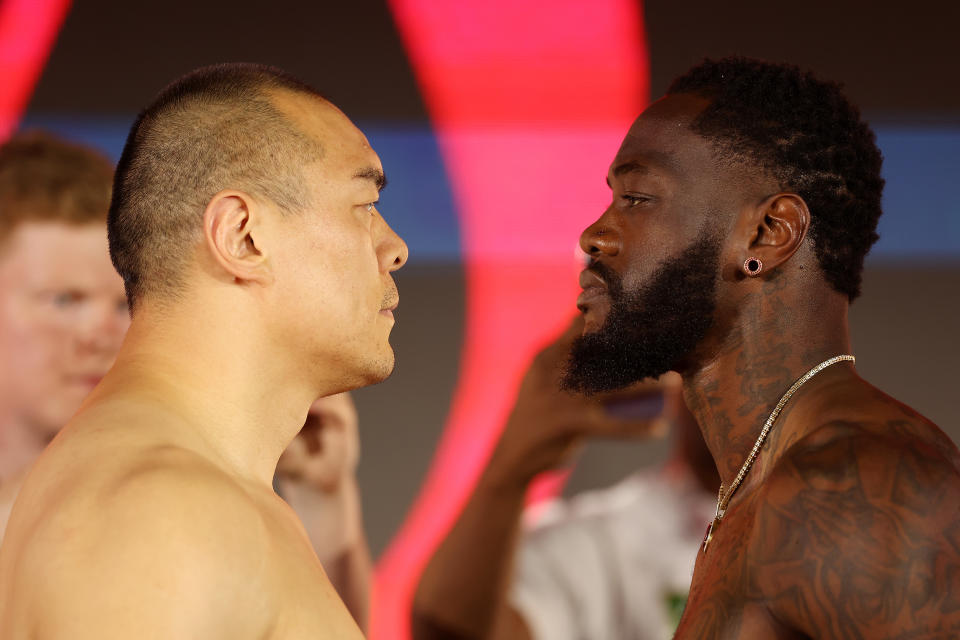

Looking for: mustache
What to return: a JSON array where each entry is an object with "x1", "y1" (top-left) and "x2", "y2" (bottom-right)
[{"x1": 381, "y1": 282, "x2": 399, "y2": 308}]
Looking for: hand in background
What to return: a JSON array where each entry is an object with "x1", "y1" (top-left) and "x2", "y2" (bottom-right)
[
  {"x1": 278, "y1": 392, "x2": 359, "y2": 492},
  {"x1": 276, "y1": 391, "x2": 362, "y2": 565},
  {"x1": 487, "y1": 315, "x2": 681, "y2": 490},
  {"x1": 413, "y1": 316, "x2": 687, "y2": 640},
  {"x1": 276, "y1": 392, "x2": 371, "y2": 631}
]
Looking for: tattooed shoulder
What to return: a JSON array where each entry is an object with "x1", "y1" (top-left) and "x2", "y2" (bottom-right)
[{"x1": 746, "y1": 418, "x2": 960, "y2": 638}]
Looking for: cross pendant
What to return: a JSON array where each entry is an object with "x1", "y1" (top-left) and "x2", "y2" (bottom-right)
[{"x1": 701, "y1": 517, "x2": 720, "y2": 553}]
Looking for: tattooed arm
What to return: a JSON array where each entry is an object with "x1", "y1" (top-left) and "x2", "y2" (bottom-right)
[{"x1": 750, "y1": 419, "x2": 960, "y2": 639}]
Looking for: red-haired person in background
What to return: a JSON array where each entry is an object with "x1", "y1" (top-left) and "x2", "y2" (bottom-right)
[{"x1": 0, "y1": 132, "x2": 129, "y2": 528}]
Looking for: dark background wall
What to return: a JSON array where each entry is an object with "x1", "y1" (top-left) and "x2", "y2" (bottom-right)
[
  {"x1": 644, "y1": 0, "x2": 960, "y2": 121},
  {"x1": 20, "y1": 0, "x2": 960, "y2": 557}
]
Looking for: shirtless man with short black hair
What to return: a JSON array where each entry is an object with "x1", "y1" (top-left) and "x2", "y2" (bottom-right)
[{"x1": 0, "y1": 63, "x2": 407, "y2": 639}]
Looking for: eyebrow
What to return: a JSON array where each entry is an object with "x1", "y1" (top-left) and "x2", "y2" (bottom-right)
[
  {"x1": 607, "y1": 162, "x2": 648, "y2": 187},
  {"x1": 353, "y1": 167, "x2": 387, "y2": 192},
  {"x1": 612, "y1": 162, "x2": 650, "y2": 178},
  {"x1": 607, "y1": 150, "x2": 684, "y2": 186}
]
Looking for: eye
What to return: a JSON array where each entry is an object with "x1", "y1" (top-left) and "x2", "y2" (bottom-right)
[
  {"x1": 365, "y1": 201, "x2": 379, "y2": 213},
  {"x1": 52, "y1": 291, "x2": 83, "y2": 308},
  {"x1": 621, "y1": 194, "x2": 652, "y2": 208}
]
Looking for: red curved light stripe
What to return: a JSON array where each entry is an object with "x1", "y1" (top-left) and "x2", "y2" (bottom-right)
[
  {"x1": 0, "y1": 0, "x2": 71, "y2": 140},
  {"x1": 375, "y1": 2, "x2": 648, "y2": 638}
]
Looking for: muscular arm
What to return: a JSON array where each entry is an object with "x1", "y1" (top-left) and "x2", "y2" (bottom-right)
[
  {"x1": 752, "y1": 420, "x2": 960, "y2": 638},
  {"x1": 413, "y1": 470, "x2": 533, "y2": 640},
  {"x1": 412, "y1": 337, "x2": 574, "y2": 640}
]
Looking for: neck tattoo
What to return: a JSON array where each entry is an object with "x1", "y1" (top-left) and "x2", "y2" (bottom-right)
[{"x1": 701, "y1": 354, "x2": 856, "y2": 554}]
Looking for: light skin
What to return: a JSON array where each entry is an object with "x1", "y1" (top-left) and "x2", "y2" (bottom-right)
[
  {"x1": 0, "y1": 222, "x2": 128, "y2": 518},
  {"x1": 0, "y1": 89, "x2": 407, "y2": 639},
  {"x1": 577, "y1": 94, "x2": 960, "y2": 638},
  {"x1": 0, "y1": 218, "x2": 374, "y2": 631},
  {"x1": 412, "y1": 317, "x2": 714, "y2": 640}
]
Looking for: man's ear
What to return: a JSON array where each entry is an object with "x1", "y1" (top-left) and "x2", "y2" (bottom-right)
[
  {"x1": 202, "y1": 190, "x2": 272, "y2": 286},
  {"x1": 741, "y1": 192, "x2": 810, "y2": 274}
]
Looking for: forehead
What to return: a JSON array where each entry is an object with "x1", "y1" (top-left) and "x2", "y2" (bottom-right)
[
  {"x1": 1, "y1": 221, "x2": 105, "y2": 257},
  {"x1": 272, "y1": 90, "x2": 381, "y2": 175},
  {"x1": 611, "y1": 94, "x2": 718, "y2": 180},
  {"x1": 0, "y1": 222, "x2": 119, "y2": 285}
]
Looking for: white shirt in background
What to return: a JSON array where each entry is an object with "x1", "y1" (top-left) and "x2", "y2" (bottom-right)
[{"x1": 510, "y1": 466, "x2": 716, "y2": 640}]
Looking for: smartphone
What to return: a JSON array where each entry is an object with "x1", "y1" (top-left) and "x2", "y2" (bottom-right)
[{"x1": 603, "y1": 390, "x2": 665, "y2": 420}]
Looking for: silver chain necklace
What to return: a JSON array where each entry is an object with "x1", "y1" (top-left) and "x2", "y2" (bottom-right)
[{"x1": 701, "y1": 354, "x2": 855, "y2": 553}]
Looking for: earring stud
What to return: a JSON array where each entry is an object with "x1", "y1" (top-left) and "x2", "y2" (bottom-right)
[{"x1": 744, "y1": 257, "x2": 763, "y2": 276}]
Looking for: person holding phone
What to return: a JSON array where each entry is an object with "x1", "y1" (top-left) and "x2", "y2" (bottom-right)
[{"x1": 414, "y1": 317, "x2": 719, "y2": 640}]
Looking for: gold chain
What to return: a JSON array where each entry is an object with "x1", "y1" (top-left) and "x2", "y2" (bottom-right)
[{"x1": 701, "y1": 354, "x2": 855, "y2": 553}]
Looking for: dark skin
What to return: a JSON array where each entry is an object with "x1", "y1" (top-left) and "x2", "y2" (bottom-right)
[{"x1": 578, "y1": 93, "x2": 960, "y2": 638}]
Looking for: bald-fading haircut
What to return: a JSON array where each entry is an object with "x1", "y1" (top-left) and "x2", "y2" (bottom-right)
[
  {"x1": 109, "y1": 63, "x2": 325, "y2": 310},
  {"x1": 0, "y1": 131, "x2": 113, "y2": 250}
]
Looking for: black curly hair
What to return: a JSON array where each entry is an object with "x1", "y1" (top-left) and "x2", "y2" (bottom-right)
[{"x1": 668, "y1": 57, "x2": 884, "y2": 301}]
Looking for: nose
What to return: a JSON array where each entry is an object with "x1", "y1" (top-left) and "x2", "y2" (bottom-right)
[
  {"x1": 579, "y1": 211, "x2": 620, "y2": 258},
  {"x1": 380, "y1": 220, "x2": 409, "y2": 273}
]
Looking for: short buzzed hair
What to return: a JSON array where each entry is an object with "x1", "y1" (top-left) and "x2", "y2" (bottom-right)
[
  {"x1": 109, "y1": 63, "x2": 325, "y2": 310},
  {"x1": 0, "y1": 131, "x2": 113, "y2": 250}
]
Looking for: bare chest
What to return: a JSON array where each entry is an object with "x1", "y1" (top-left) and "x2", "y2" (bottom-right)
[{"x1": 675, "y1": 507, "x2": 803, "y2": 640}]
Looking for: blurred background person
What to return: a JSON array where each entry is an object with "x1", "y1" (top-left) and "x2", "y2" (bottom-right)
[
  {"x1": 0, "y1": 132, "x2": 127, "y2": 525},
  {"x1": 413, "y1": 318, "x2": 719, "y2": 640}
]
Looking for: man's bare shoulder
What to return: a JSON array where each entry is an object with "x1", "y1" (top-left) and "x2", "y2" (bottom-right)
[
  {"x1": 747, "y1": 404, "x2": 960, "y2": 638},
  {"x1": 2, "y1": 437, "x2": 278, "y2": 639},
  {"x1": 96, "y1": 445, "x2": 273, "y2": 553}
]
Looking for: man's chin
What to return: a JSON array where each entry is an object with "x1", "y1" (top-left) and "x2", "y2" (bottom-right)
[
  {"x1": 561, "y1": 325, "x2": 672, "y2": 395},
  {"x1": 361, "y1": 350, "x2": 396, "y2": 386},
  {"x1": 580, "y1": 306, "x2": 610, "y2": 334}
]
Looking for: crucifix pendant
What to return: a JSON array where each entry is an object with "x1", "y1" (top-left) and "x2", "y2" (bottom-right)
[{"x1": 702, "y1": 517, "x2": 720, "y2": 553}]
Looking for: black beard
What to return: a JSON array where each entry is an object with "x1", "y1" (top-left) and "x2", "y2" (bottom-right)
[{"x1": 562, "y1": 234, "x2": 721, "y2": 394}]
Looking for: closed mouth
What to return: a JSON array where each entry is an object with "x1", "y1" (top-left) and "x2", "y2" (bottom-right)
[
  {"x1": 577, "y1": 266, "x2": 609, "y2": 310},
  {"x1": 576, "y1": 286, "x2": 607, "y2": 311}
]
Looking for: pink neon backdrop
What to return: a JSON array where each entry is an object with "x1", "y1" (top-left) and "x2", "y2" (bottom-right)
[
  {"x1": 375, "y1": 2, "x2": 649, "y2": 637},
  {"x1": 0, "y1": 0, "x2": 71, "y2": 140}
]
